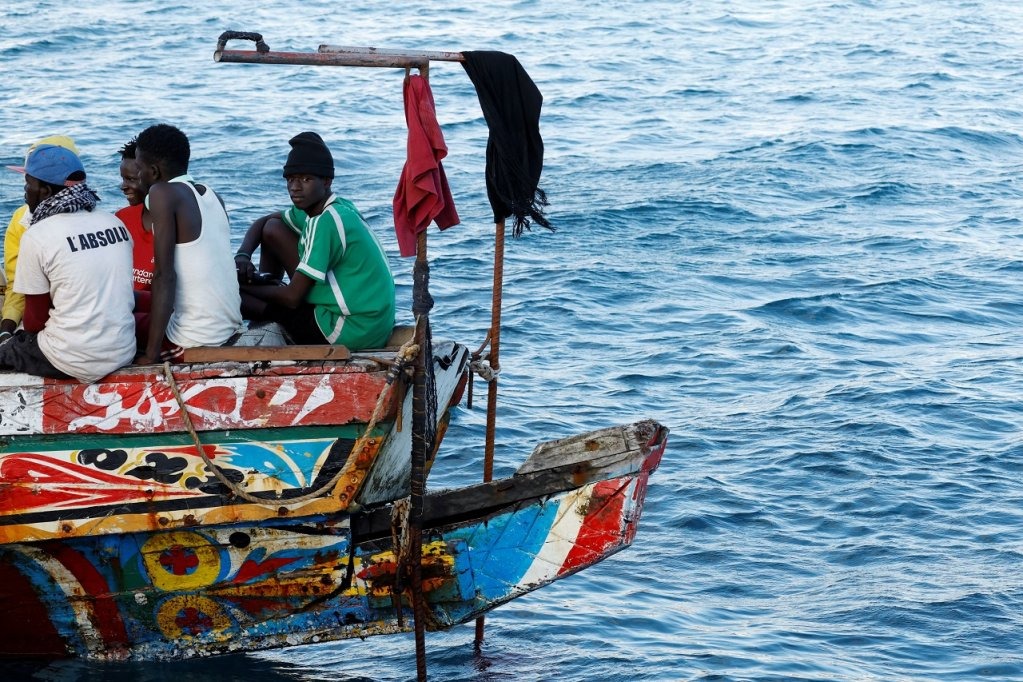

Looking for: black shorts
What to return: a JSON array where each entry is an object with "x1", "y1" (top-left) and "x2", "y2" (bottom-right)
[
  {"x1": 261, "y1": 302, "x2": 327, "y2": 344},
  {"x1": 0, "y1": 331, "x2": 73, "y2": 379}
]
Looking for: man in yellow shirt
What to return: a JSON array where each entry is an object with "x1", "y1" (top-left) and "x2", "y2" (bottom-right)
[{"x1": 1, "y1": 135, "x2": 80, "y2": 343}]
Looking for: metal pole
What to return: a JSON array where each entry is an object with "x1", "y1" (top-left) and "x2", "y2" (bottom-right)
[
  {"x1": 408, "y1": 68, "x2": 433, "y2": 682},
  {"x1": 410, "y1": 234, "x2": 430, "y2": 681},
  {"x1": 475, "y1": 218, "x2": 506, "y2": 647}
]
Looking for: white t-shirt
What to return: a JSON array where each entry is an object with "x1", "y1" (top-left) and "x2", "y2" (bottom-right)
[{"x1": 14, "y1": 209, "x2": 136, "y2": 382}]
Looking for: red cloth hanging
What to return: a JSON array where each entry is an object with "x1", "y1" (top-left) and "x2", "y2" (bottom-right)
[{"x1": 393, "y1": 74, "x2": 459, "y2": 257}]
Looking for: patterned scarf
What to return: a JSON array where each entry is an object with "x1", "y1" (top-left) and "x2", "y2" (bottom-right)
[{"x1": 30, "y1": 183, "x2": 100, "y2": 225}]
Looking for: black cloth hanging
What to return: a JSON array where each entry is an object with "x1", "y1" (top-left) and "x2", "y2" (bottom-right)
[{"x1": 461, "y1": 51, "x2": 552, "y2": 236}]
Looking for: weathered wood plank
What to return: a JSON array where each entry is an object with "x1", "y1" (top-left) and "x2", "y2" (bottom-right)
[
  {"x1": 353, "y1": 420, "x2": 668, "y2": 540},
  {"x1": 317, "y1": 45, "x2": 465, "y2": 62},
  {"x1": 353, "y1": 455, "x2": 630, "y2": 540},
  {"x1": 182, "y1": 345, "x2": 351, "y2": 362}
]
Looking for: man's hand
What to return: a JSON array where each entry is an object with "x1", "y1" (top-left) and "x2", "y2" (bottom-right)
[{"x1": 235, "y1": 253, "x2": 257, "y2": 283}]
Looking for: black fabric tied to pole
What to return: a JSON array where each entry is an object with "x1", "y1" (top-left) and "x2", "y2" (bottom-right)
[
  {"x1": 461, "y1": 51, "x2": 553, "y2": 237},
  {"x1": 411, "y1": 258, "x2": 437, "y2": 458}
]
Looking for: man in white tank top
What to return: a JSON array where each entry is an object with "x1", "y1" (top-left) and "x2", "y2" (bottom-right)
[{"x1": 133, "y1": 124, "x2": 242, "y2": 364}]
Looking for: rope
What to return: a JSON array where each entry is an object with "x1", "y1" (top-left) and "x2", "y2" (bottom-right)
[
  {"x1": 469, "y1": 353, "x2": 499, "y2": 382},
  {"x1": 467, "y1": 334, "x2": 495, "y2": 409},
  {"x1": 160, "y1": 339, "x2": 419, "y2": 507},
  {"x1": 389, "y1": 502, "x2": 445, "y2": 632},
  {"x1": 390, "y1": 496, "x2": 411, "y2": 626},
  {"x1": 391, "y1": 497, "x2": 412, "y2": 565}
]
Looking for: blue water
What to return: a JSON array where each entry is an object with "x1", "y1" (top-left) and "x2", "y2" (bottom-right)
[{"x1": 3, "y1": 0, "x2": 1022, "y2": 679}]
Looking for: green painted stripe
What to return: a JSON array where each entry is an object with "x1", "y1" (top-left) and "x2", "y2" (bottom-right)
[{"x1": 0, "y1": 422, "x2": 393, "y2": 454}]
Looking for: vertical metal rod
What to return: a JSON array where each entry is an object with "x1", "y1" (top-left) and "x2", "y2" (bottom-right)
[
  {"x1": 409, "y1": 62, "x2": 432, "y2": 682},
  {"x1": 410, "y1": 231, "x2": 429, "y2": 681},
  {"x1": 475, "y1": 218, "x2": 506, "y2": 647}
]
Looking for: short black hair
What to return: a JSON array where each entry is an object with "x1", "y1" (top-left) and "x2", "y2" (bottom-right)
[
  {"x1": 39, "y1": 180, "x2": 68, "y2": 194},
  {"x1": 119, "y1": 137, "x2": 138, "y2": 160},
  {"x1": 136, "y1": 124, "x2": 190, "y2": 169},
  {"x1": 38, "y1": 170, "x2": 84, "y2": 195}
]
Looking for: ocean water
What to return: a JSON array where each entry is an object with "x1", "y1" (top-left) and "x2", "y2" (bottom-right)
[{"x1": 2, "y1": 0, "x2": 1023, "y2": 680}]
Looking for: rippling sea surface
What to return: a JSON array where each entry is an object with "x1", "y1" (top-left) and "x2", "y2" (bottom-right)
[{"x1": 3, "y1": 0, "x2": 1023, "y2": 680}]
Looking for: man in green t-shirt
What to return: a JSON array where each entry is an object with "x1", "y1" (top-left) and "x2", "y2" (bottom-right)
[{"x1": 237, "y1": 132, "x2": 395, "y2": 350}]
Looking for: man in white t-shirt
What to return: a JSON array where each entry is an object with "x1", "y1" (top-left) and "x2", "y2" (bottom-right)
[{"x1": 0, "y1": 144, "x2": 135, "y2": 382}]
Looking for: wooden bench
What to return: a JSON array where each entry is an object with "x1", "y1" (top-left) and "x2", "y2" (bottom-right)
[
  {"x1": 181, "y1": 345, "x2": 351, "y2": 362},
  {"x1": 180, "y1": 325, "x2": 415, "y2": 363}
]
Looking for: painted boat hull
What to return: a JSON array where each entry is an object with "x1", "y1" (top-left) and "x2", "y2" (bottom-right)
[
  {"x1": 0, "y1": 420, "x2": 667, "y2": 661},
  {"x1": 0, "y1": 340, "x2": 470, "y2": 544}
]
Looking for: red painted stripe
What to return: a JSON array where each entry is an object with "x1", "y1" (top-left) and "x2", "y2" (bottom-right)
[
  {"x1": 45, "y1": 543, "x2": 130, "y2": 651},
  {"x1": 642, "y1": 426, "x2": 668, "y2": 473},
  {"x1": 558, "y1": 478, "x2": 630, "y2": 575},
  {"x1": 2, "y1": 454, "x2": 199, "y2": 515}
]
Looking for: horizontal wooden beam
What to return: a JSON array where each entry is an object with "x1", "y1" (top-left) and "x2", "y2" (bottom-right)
[
  {"x1": 182, "y1": 345, "x2": 351, "y2": 363},
  {"x1": 352, "y1": 449, "x2": 645, "y2": 541},
  {"x1": 214, "y1": 49, "x2": 459, "y2": 69},
  {"x1": 318, "y1": 45, "x2": 464, "y2": 62}
]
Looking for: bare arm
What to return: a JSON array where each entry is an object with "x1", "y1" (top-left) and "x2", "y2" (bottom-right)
[
  {"x1": 237, "y1": 212, "x2": 283, "y2": 256},
  {"x1": 234, "y1": 212, "x2": 284, "y2": 281},
  {"x1": 138, "y1": 184, "x2": 179, "y2": 363}
]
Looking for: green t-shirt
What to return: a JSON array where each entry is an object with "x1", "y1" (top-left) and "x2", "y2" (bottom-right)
[{"x1": 283, "y1": 195, "x2": 395, "y2": 349}]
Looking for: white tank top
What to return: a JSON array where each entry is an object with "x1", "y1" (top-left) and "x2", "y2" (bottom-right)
[{"x1": 164, "y1": 178, "x2": 243, "y2": 347}]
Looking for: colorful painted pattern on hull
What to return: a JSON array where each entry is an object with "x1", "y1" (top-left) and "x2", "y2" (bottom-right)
[
  {"x1": 0, "y1": 342, "x2": 471, "y2": 543},
  {"x1": 0, "y1": 427, "x2": 377, "y2": 543},
  {"x1": 0, "y1": 467, "x2": 656, "y2": 661},
  {"x1": 0, "y1": 362, "x2": 393, "y2": 437}
]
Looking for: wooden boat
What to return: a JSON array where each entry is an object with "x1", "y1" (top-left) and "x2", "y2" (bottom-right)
[
  {"x1": 0, "y1": 419, "x2": 666, "y2": 660},
  {"x1": 0, "y1": 35, "x2": 668, "y2": 667}
]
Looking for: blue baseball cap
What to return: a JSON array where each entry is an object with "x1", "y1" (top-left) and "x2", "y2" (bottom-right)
[{"x1": 24, "y1": 144, "x2": 86, "y2": 186}]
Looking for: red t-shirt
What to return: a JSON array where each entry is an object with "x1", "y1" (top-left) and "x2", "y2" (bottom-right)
[{"x1": 115, "y1": 203, "x2": 155, "y2": 291}]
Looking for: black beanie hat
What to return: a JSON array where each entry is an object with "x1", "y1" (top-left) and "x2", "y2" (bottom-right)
[{"x1": 282, "y1": 131, "x2": 334, "y2": 178}]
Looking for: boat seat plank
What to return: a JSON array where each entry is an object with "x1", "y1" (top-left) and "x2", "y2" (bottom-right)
[{"x1": 182, "y1": 345, "x2": 351, "y2": 362}]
